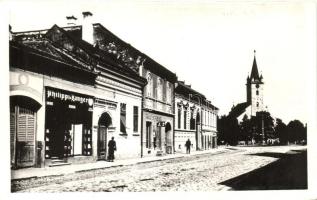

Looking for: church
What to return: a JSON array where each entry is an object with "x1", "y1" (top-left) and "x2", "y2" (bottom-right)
[{"x1": 229, "y1": 51, "x2": 265, "y2": 121}]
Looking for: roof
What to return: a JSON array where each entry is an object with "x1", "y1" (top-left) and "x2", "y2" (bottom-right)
[
  {"x1": 10, "y1": 40, "x2": 98, "y2": 86},
  {"x1": 176, "y1": 81, "x2": 219, "y2": 111},
  {"x1": 176, "y1": 81, "x2": 205, "y2": 98},
  {"x1": 11, "y1": 23, "x2": 176, "y2": 83},
  {"x1": 11, "y1": 24, "x2": 147, "y2": 85},
  {"x1": 10, "y1": 38, "x2": 95, "y2": 73},
  {"x1": 250, "y1": 55, "x2": 260, "y2": 80},
  {"x1": 92, "y1": 23, "x2": 177, "y2": 82},
  {"x1": 228, "y1": 102, "x2": 250, "y2": 118}
]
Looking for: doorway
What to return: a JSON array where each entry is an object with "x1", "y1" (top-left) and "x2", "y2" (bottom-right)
[
  {"x1": 165, "y1": 122, "x2": 172, "y2": 154},
  {"x1": 98, "y1": 112, "x2": 112, "y2": 160},
  {"x1": 10, "y1": 95, "x2": 41, "y2": 168}
]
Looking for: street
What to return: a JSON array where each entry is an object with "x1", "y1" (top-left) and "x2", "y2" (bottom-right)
[{"x1": 12, "y1": 146, "x2": 307, "y2": 192}]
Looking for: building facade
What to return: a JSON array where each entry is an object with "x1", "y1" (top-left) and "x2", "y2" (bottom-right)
[
  {"x1": 141, "y1": 66, "x2": 177, "y2": 157},
  {"x1": 83, "y1": 18, "x2": 178, "y2": 157},
  {"x1": 9, "y1": 13, "x2": 147, "y2": 168},
  {"x1": 201, "y1": 99, "x2": 219, "y2": 150},
  {"x1": 174, "y1": 81, "x2": 218, "y2": 153}
]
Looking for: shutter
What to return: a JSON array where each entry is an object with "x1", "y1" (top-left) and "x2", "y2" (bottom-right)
[
  {"x1": 10, "y1": 113, "x2": 15, "y2": 145},
  {"x1": 10, "y1": 112, "x2": 16, "y2": 164},
  {"x1": 17, "y1": 115, "x2": 27, "y2": 142},
  {"x1": 17, "y1": 107, "x2": 35, "y2": 165},
  {"x1": 26, "y1": 115, "x2": 35, "y2": 143}
]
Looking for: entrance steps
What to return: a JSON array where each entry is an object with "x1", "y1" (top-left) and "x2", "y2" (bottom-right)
[{"x1": 49, "y1": 158, "x2": 71, "y2": 167}]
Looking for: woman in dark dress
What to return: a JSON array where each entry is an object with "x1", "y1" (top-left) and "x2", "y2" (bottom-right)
[{"x1": 108, "y1": 137, "x2": 117, "y2": 162}]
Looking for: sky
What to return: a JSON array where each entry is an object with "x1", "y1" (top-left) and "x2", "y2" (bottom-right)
[{"x1": 6, "y1": 0, "x2": 316, "y2": 124}]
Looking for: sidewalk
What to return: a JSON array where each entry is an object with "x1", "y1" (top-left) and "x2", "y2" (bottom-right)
[{"x1": 11, "y1": 147, "x2": 228, "y2": 181}]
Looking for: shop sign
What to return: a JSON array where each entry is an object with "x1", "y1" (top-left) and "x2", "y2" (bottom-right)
[
  {"x1": 157, "y1": 121, "x2": 166, "y2": 127},
  {"x1": 46, "y1": 87, "x2": 94, "y2": 107}
]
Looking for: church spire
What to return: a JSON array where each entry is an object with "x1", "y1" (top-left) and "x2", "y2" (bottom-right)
[{"x1": 250, "y1": 50, "x2": 260, "y2": 80}]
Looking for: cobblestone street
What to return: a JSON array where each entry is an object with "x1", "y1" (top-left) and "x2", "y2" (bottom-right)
[{"x1": 12, "y1": 146, "x2": 306, "y2": 192}]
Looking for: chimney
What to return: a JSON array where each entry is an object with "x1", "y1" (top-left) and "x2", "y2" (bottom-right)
[
  {"x1": 66, "y1": 15, "x2": 77, "y2": 26},
  {"x1": 82, "y1": 11, "x2": 94, "y2": 44},
  {"x1": 9, "y1": 25, "x2": 12, "y2": 41}
]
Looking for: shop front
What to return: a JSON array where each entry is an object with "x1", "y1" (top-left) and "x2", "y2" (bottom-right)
[
  {"x1": 142, "y1": 111, "x2": 173, "y2": 157},
  {"x1": 201, "y1": 131, "x2": 218, "y2": 150},
  {"x1": 44, "y1": 87, "x2": 94, "y2": 163}
]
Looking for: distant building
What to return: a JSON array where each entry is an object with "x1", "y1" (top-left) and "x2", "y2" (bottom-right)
[
  {"x1": 174, "y1": 81, "x2": 218, "y2": 153},
  {"x1": 229, "y1": 50, "x2": 265, "y2": 121}
]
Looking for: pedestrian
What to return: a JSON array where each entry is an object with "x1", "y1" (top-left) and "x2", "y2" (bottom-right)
[
  {"x1": 108, "y1": 137, "x2": 117, "y2": 162},
  {"x1": 185, "y1": 139, "x2": 191, "y2": 154}
]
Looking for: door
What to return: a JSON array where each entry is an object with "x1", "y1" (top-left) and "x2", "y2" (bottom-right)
[
  {"x1": 11, "y1": 107, "x2": 36, "y2": 168},
  {"x1": 98, "y1": 126, "x2": 107, "y2": 160}
]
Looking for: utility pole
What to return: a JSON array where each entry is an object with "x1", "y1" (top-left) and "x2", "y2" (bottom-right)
[{"x1": 262, "y1": 113, "x2": 265, "y2": 145}]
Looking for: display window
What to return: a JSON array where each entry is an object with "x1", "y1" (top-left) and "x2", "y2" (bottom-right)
[{"x1": 44, "y1": 87, "x2": 94, "y2": 159}]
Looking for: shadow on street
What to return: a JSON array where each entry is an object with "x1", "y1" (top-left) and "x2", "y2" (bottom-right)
[{"x1": 219, "y1": 149, "x2": 307, "y2": 190}]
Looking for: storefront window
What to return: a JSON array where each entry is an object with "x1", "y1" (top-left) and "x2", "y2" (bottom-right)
[{"x1": 44, "y1": 87, "x2": 93, "y2": 159}]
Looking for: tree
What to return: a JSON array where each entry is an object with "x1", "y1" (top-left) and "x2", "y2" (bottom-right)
[
  {"x1": 287, "y1": 120, "x2": 306, "y2": 144},
  {"x1": 217, "y1": 115, "x2": 239, "y2": 145},
  {"x1": 239, "y1": 114, "x2": 253, "y2": 144},
  {"x1": 275, "y1": 118, "x2": 287, "y2": 144}
]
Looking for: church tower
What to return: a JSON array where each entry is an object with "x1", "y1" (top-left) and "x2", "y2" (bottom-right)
[{"x1": 246, "y1": 50, "x2": 264, "y2": 116}]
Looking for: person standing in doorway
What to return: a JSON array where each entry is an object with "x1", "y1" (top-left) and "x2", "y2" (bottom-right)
[
  {"x1": 185, "y1": 139, "x2": 191, "y2": 154},
  {"x1": 108, "y1": 137, "x2": 117, "y2": 162}
]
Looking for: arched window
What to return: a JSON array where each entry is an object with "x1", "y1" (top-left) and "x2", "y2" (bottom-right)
[
  {"x1": 146, "y1": 73, "x2": 153, "y2": 97},
  {"x1": 183, "y1": 107, "x2": 187, "y2": 130},
  {"x1": 177, "y1": 106, "x2": 181, "y2": 129},
  {"x1": 256, "y1": 90, "x2": 259, "y2": 95},
  {"x1": 190, "y1": 108, "x2": 195, "y2": 130}
]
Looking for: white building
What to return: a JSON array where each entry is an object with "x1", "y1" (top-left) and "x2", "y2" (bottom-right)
[{"x1": 174, "y1": 81, "x2": 218, "y2": 153}]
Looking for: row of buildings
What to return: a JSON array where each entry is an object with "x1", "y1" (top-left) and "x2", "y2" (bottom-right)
[{"x1": 9, "y1": 12, "x2": 218, "y2": 169}]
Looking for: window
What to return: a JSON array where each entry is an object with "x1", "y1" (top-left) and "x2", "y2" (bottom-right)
[
  {"x1": 256, "y1": 90, "x2": 259, "y2": 95},
  {"x1": 178, "y1": 107, "x2": 181, "y2": 129},
  {"x1": 146, "y1": 122, "x2": 151, "y2": 148},
  {"x1": 146, "y1": 73, "x2": 153, "y2": 97},
  {"x1": 183, "y1": 108, "x2": 187, "y2": 130},
  {"x1": 133, "y1": 106, "x2": 138, "y2": 132},
  {"x1": 166, "y1": 82, "x2": 172, "y2": 103},
  {"x1": 120, "y1": 103, "x2": 126, "y2": 134},
  {"x1": 157, "y1": 78, "x2": 163, "y2": 101},
  {"x1": 190, "y1": 109, "x2": 195, "y2": 130},
  {"x1": 256, "y1": 102, "x2": 259, "y2": 107}
]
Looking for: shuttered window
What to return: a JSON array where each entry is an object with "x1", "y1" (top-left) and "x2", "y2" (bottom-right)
[{"x1": 17, "y1": 108, "x2": 35, "y2": 143}]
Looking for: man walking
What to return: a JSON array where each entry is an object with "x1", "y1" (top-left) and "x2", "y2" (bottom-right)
[
  {"x1": 185, "y1": 139, "x2": 191, "y2": 154},
  {"x1": 108, "y1": 137, "x2": 117, "y2": 162}
]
